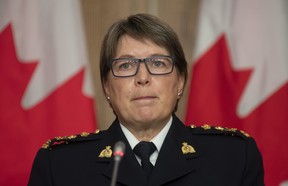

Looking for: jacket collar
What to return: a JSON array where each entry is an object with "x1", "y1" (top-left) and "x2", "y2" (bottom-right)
[
  {"x1": 97, "y1": 116, "x2": 201, "y2": 186},
  {"x1": 97, "y1": 119, "x2": 148, "y2": 185},
  {"x1": 148, "y1": 115, "x2": 200, "y2": 186}
]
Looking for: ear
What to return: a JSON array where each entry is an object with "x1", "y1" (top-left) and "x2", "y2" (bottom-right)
[
  {"x1": 103, "y1": 79, "x2": 110, "y2": 99},
  {"x1": 177, "y1": 75, "x2": 185, "y2": 97}
]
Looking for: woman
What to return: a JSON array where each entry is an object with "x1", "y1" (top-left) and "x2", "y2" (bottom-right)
[{"x1": 29, "y1": 13, "x2": 264, "y2": 186}]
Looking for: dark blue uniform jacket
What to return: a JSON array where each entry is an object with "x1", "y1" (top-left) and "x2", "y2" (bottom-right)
[{"x1": 28, "y1": 115, "x2": 264, "y2": 186}]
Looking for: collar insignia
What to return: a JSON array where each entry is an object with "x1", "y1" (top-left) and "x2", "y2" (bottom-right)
[
  {"x1": 99, "y1": 146, "x2": 112, "y2": 158},
  {"x1": 181, "y1": 142, "x2": 196, "y2": 154}
]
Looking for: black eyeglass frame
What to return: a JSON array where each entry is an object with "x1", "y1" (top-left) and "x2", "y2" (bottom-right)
[{"x1": 110, "y1": 55, "x2": 175, "y2": 78}]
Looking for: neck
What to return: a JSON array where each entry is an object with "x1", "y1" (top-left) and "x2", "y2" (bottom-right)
[
  {"x1": 130, "y1": 127, "x2": 162, "y2": 141},
  {"x1": 121, "y1": 118, "x2": 170, "y2": 141}
]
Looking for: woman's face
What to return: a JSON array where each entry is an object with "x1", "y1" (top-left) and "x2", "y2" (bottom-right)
[{"x1": 104, "y1": 35, "x2": 184, "y2": 129}]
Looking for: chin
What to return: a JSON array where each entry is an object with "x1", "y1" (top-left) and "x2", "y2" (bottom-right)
[{"x1": 137, "y1": 115, "x2": 155, "y2": 122}]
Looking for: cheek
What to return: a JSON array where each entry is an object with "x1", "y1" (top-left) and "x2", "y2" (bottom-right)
[
  {"x1": 157, "y1": 79, "x2": 178, "y2": 100},
  {"x1": 110, "y1": 80, "x2": 133, "y2": 99},
  {"x1": 164, "y1": 76, "x2": 178, "y2": 90}
]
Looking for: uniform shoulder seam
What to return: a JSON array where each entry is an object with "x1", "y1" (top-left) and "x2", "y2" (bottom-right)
[
  {"x1": 42, "y1": 130, "x2": 102, "y2": 150},
  {"x1": 188, "y1": 124, "x2": 251, "y2": 139}
]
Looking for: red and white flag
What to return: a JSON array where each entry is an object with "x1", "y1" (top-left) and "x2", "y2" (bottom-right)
[
  {"x1": 186, "y1": 0, "x2": 288, "y2": 185},
  {"x1": 0, "y1": 0, "x2": 97, "y2": 185}
]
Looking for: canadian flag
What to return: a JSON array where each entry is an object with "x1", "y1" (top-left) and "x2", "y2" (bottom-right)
[
  {"x1": 186, "y1": 0, "x2": 288, "y2": 186},
  {"x1": 0, "y1": 0, "x2": 97, "y2": 185}
]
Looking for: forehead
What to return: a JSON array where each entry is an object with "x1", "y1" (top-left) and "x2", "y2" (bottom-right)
[{"x1": 115, "y1": 35, "x2": 169, "y2": 58}]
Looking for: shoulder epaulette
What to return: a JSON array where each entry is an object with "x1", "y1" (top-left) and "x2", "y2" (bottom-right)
[
  {"x1": 188, "y1": 124, "x2": 250, "y2": 139},
  {"x1": 42, "y1": 130, "x2": 102, "y2": 150}
]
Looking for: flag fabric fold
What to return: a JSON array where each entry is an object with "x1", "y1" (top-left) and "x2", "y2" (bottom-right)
[
  {"x1": 186, "y1": 0, "x2": 288, "y2": 185},
  {"x1": 0, "y1": 0, "x2": 97, "y2": 185}
]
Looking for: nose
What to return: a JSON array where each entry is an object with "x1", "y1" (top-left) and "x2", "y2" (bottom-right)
[{"x1": 135, "y1": 63, "x2": 151, "y2": 85}]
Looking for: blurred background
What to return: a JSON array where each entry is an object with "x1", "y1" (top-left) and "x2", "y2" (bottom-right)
[{"x1": 1, "y1": 0, "x2": 287, "y2": 186}]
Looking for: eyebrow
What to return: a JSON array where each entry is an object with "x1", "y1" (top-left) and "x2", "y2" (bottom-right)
[{"x1": 115, "y1": 53, "x2": 170, "y2": 59}]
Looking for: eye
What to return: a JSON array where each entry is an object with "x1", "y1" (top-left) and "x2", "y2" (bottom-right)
[
  {"x1": 115, "y1": 59, "x2": 138, "y2": 71},
  {"x1": 152, "y1": 60, "x2": 166, "y2": 68},
  {"x1": 149, "y1": 57, "x2": 171, "y2": 69},
  {"x1": 119, "y1": 62, "x2": 132, "y2": 70}
]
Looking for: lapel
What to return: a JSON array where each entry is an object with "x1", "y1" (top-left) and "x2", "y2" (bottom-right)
[
  {"x1": 148, "y1": 115, "x2": 201, "y2": 186},
  {"x1": 96, "y1": 116, "x2": 200, "y2": 186},
  {"x1": 97, "y1": 119, "x2": 147, "y2": 186}
]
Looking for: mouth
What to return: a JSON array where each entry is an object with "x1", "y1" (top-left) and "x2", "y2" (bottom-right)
[{"x1": 131, "y1": 96, "x2": 157, "y2": 102}]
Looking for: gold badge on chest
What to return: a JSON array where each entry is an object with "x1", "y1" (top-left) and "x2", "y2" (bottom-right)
[
  {"x1": 99, "y1": 146, "x2": 112, "y2": 158},
  {"x1": 181, "y1": 142, "x2": 196, "y2": 154}
]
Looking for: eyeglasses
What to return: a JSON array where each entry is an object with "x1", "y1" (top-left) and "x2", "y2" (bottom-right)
[{"x1": 111, "y1": 56, "x2": 175, "y2": 77}]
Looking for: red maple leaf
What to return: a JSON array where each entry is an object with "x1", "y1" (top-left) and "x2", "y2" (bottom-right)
[
  {"x1": 186, "y1": 34, "x2": 252, "y2": 125},
  {"x1": 186, "y1": 34, "x2": 288, "y2": 185},
  {"x1": 0, "y1": 24, "x2": 96, "y2": 185}
]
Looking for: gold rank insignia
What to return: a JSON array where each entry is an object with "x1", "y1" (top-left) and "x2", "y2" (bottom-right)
[
  {"x1": 202, "y1": 124, "x2": 211, "y2": 130},
  {"x1": 99, "y1": 146, "x2": 112, "y2": 158},
  {"x1": 80, "y1": 132, "x2": 89, "y2": 137},
  {"x1": 41, "y1": 130, "x2": 102, "y2": 150},
  {"x1": 240, "y1": 130, "x2": 250, "y2": 137},
  {"x1": 181, "y1": 142, "x2": 196, "y2": 154}
]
